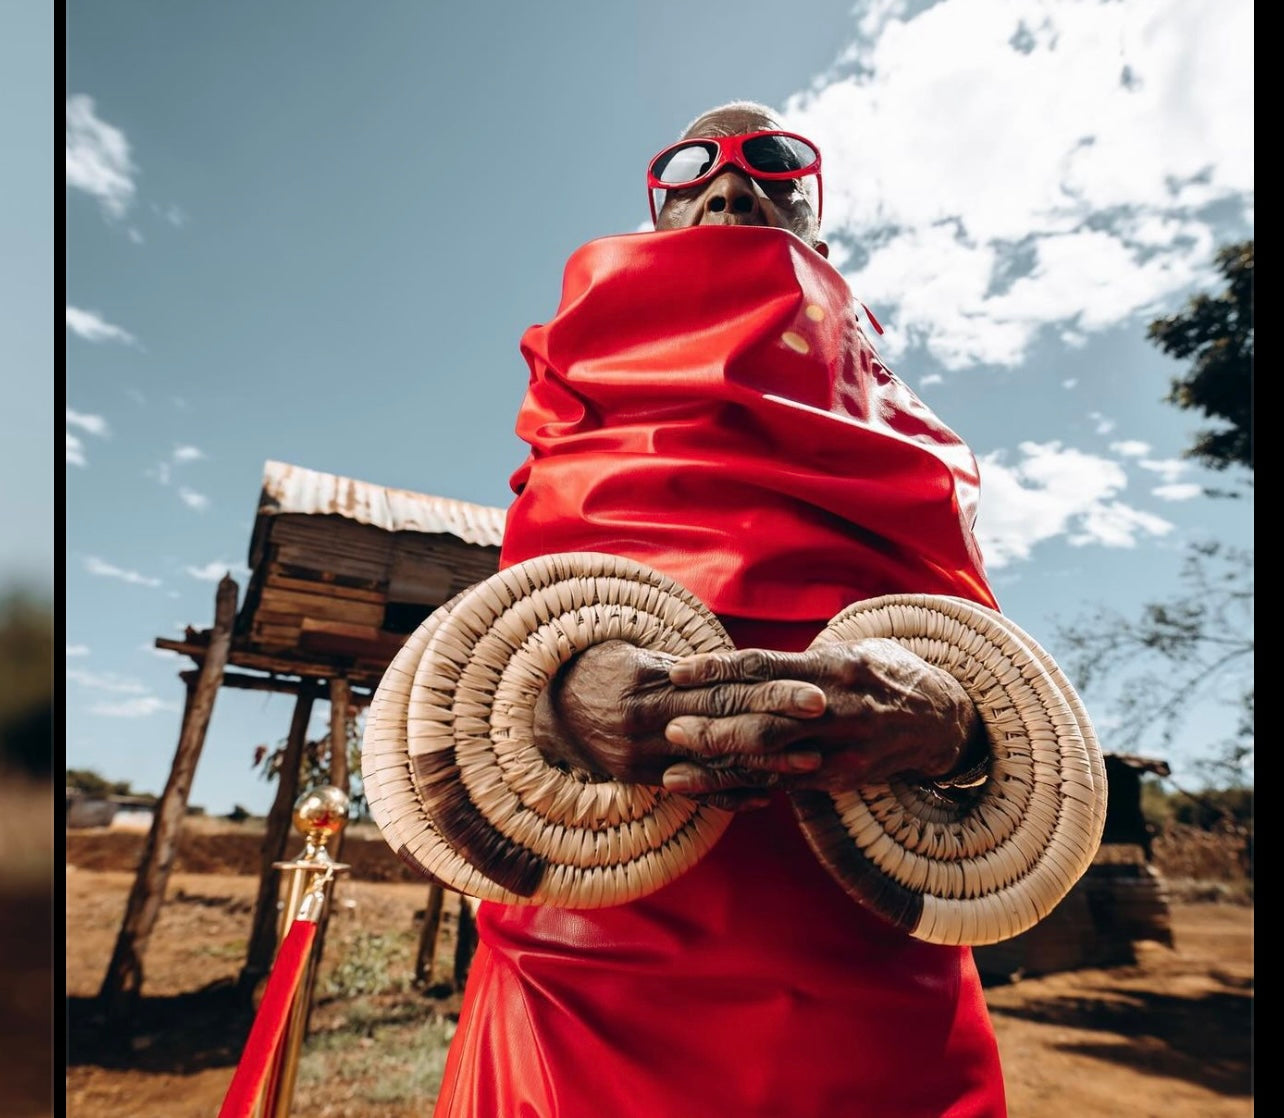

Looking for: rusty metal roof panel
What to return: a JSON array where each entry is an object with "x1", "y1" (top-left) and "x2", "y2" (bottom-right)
[{"x1": 250, "y1": 460, "x2": 507, "y2": 566}]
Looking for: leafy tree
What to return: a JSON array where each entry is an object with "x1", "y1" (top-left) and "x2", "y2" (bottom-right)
[
  {"x1": 1056, "y1": 242, "x2": 1254, "y2": 788},
  {"x1": 66, "y1": 768, "x2": 129, "y2": 797},
  {"x1": 65, "y1": 768, "x2": 159, "y2": 803},
  {"x1": 1147, "y1": 239, "x2": 1253, "y2": 475},
  {"x1": 252, "y1": 710, "x2": 370, "y2": 821}
]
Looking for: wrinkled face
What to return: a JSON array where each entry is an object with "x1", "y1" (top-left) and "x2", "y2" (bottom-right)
[{"x1": 653, "y1": 107, "x2": 827, "y2": 257}]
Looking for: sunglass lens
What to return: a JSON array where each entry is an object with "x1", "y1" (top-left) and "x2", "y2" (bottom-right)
[
  {"x1": 742, "y1": 134, "x2": 818, "y2": 174},
  {"x1": 651, "y1": 141, "x2": 719, "y2": 185}
]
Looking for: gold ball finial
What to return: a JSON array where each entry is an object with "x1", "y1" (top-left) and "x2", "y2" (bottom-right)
[{"x1": 293, "y1": 785, "x2": 350, "y2": 843}]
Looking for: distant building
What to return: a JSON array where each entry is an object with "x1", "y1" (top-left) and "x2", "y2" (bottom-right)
[
  {"x1": 65, "y1": 790, "x2": 180, "y2": 830},
  {"x1": 974, "y1": 753, "x2": 1174, "y2": 982}
]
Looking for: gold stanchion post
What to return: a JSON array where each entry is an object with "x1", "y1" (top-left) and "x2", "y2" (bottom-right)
[{"x1": 255, "y1": 786, "x2": 351, "y2": 1118}]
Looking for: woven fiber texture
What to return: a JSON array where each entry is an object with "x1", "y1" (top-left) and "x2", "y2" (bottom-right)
[
  {"x1": 791, "y1": 594, "x2": 1106, "y2": 945},
  {"x1": 361, "y1": 552, "x2": 735, "y2": 908},
  {"x1": 362, "y1": 556, "x2": 1107, "y2": 938}
]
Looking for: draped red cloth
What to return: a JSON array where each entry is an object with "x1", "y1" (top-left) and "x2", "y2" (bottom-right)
[
  {"x1": 433, "y1": 227, "x2": 1007, "y2": 1118},
  {"x1": 218, "y1": 917, "x2": 317, "y2": 1118}
]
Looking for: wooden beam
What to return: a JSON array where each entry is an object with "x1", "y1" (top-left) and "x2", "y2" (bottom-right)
[
  {"x1": 414, "y1": 885, "x2": 446, "y2": 987},
  {"x1": 239, "y1": 690, "x2": 314, "y2": 1000},
  {"x1": 297, "y1": 617, "x2": 410, "y2": 662},
  {"x1": 300, "y1": 675, "x2": 354, "y2": 1036},
  {"x1": 175, "y1": 668, "x2": 373, "y2": 708},
  {"x1": 328, "y1": 677, "x2": 351, "y2": 801},
  {"x1": 155, "y1": 636, "x2": 385, "y2": 688},
  {"x1": 99, "y1": 575, "x2": 239, "y2": 1019},
  {"x1": 454, "y1": 898, "x2": 479, "y2": 992}
]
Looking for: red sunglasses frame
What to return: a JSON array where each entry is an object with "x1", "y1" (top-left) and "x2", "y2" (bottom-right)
[{"x1": 646, "y1": 130, "x2": 823, "y2": 226}]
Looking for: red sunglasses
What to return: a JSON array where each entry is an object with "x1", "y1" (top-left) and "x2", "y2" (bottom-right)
[{"x1": 646, "y1": 129, "x2": 823, "y2": 225}]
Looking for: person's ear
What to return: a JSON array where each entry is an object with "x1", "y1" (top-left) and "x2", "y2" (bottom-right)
[{"x1": 814, "y1": 239, "x2": 830, "y2": 259}]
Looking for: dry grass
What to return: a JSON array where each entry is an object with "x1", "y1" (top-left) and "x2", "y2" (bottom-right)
[{"x1": 63, "y1": 817, "x2": 1253, "y2": 1118}]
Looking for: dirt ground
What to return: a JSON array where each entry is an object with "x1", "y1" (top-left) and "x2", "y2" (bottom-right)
[{"x1": 61, "y1": 844, "x2": 1253, "y2": 1118}]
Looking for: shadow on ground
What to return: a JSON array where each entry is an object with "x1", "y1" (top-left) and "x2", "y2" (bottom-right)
[
  {"x1": 988, "y1": 980, "x2": 1253, "y2": 1098},
  {"x1": 66, "y1": 982, "x2": 465, "y2": 1077},
  {"x1": 67, "y1": 983, "x2": 254, "y2": 1075}
]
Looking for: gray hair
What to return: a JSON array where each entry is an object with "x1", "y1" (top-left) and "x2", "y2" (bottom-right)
[
  {"x1": 678, "y1": 100, "x2": 783, "y2": 140},
  {"x1": 674, "y1": 100, "x2": 820, "y2": 222}
]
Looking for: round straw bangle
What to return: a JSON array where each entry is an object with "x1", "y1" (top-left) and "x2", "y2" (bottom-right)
[
  {"x1": 792, "y1": 593, "x2": 1107, "y2": 946},
  {"x1": 362, "y1": 551, "x2": 737, "y2": 909}
]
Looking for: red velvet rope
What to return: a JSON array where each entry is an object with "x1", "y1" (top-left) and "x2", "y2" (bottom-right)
[{"x1": 217, "y1": 917, "x2": 319, "y2": 1118}]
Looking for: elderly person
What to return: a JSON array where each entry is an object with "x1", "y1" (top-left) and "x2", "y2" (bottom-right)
[{"x1": 430, "y1": 101, "x2": 1008, "y2": 1117}]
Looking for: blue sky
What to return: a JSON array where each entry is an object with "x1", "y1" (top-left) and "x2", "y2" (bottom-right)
[{"x1": 56, "y1": 0, "x2": 1252, "y2": 815}]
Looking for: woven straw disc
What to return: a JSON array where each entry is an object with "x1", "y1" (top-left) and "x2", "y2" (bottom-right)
[
  {"x1": 366, "y1": 552, "x2": 736, "y2": 908},
  {"x1": 791, "y1": 594, "x2": 1106, "y2": 946},
  {"x1": 361, "y1": 588, "x2": 511, "y2": 896}
]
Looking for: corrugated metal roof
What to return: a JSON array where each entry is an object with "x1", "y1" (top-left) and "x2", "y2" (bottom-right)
[{"x1": 250, "y1": 460, "x2": 506, "y2": 564}]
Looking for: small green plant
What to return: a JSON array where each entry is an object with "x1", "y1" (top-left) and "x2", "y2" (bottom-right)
[
  {"x1": 322, "y1": 930, "x2": 414, "y2": 1000},
  {"x1": 296, "y1": 1001, "x2": 457, "y2": 1106}
]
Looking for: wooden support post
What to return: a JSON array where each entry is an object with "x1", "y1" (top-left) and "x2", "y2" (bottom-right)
[
  {"x1": 328, "y1": 676, "x2": 351, "y2": 807},
  {"x1": 98, "y1": 575, "x2": 238, "y2": 1021},
  {"x1": 413, "y1": 884, "x2": 446, "y2": 987},
  {"x1": 302, "y1": 674, "x2": 352, "y2": 1035},
  {"x1": 238, "y1": 688, "x2": 315, "y2": 998},
  {"x1": 453, "y1": 897, "x2": 479, "y2": 992}
]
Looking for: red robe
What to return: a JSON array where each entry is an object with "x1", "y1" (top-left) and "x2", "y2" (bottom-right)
[{"x1": 433, "y1": 227, "x2": 1008, "y2": 1117}]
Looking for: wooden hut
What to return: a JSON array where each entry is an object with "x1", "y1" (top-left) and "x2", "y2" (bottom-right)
[
  {"x1": 973, "y1": 753, "x2": 1175, "y2": 982},
  {"x1": 98, "y1": 461, "x2": 505, "y2": 1016}
]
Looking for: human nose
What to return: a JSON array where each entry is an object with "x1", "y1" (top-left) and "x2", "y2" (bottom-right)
[{"x1": 694, "y1": 168, "x2": 768, "y2": 225}]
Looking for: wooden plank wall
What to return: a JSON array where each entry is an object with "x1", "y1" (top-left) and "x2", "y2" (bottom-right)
[{"x1": 246, "y1": 515, "x2": 500, "y2": 654}]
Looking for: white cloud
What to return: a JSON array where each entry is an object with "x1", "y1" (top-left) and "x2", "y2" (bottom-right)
[
  {"x1": 974, "y1": 440, "x2": 1173, "y2": 568},
  {"x1": 84, "y1": 555, "x2": 162, "y2": 587},
  {"x1": 781, "y1": 0, "x2": 1253, "y2": 371},
  {"x1": 173, "y1": 444, "x2": 205, "y2": 462},
  {"x1": 66, "y1": 644, "x2": 90, "y2": 657},
  {"x1": 178, "y1": 487, "x2": 210, "y2": 511},
  {"x1": 68, "y1": 668, "x2": 149, "y2": 694},
  {"x1": 66, "y1": 305, "x2": 136, "y2": 346},
  {"x1": 67, "y1": 409, "x2": 110, "y2": 467},
  {"x1": 1136, "y1": 455, "x2": 1189, "y2": 483},
  {"x1": 67, "y1": 409, "x2": 110, "y2": 437},
  {"x1": 184, "y1": 560, "x2": 249, "y2": 581},
  {"x1": 1111, "y1": 439, "x2": 1152, "y2": 458},
  {"x1": 67, "y1": 432, "x2": 87, "y2": 467},
  {"x1": 90, "y1": 696, "x2": 179, "y2": 718},
  {"x1": 66, "y1": 94, "x2": 138, "y2": 219},
  {"x1": 1152, "y1": 482, "x2": 1203, "y2": 501}
]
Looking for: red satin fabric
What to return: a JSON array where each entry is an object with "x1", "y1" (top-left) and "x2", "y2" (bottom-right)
[
  {"x1": 502, "y1": 225, "x2": 997, "y2": 620},
  {"x1": 433, "y1": 228, "x2": 1007, "y2": 1118}
]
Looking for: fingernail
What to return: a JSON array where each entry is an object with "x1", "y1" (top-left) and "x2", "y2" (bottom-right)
[
  {"x1": 788, "y1": 751, "x2": 822, "y2": 772},
  {"x1": 665, "y1": 724, "x2": 689, "y2": 746},
  {"x1": 669, "y1": 665, "x2": 693, "y2": 685},
  {"x1": 796, "y1": 688, "x2": 825, "y2": 713},
  {"x1": 663, "y1": 771, "x2": 694, "y2": 793}
]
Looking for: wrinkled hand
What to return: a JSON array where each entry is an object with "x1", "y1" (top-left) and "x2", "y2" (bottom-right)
[
  {"x1": 660, "y1": 638, "x2": 981, "y2": 798},
  {"x1": 532, "y1": 639, "x2": 828, "y2": 810}
]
